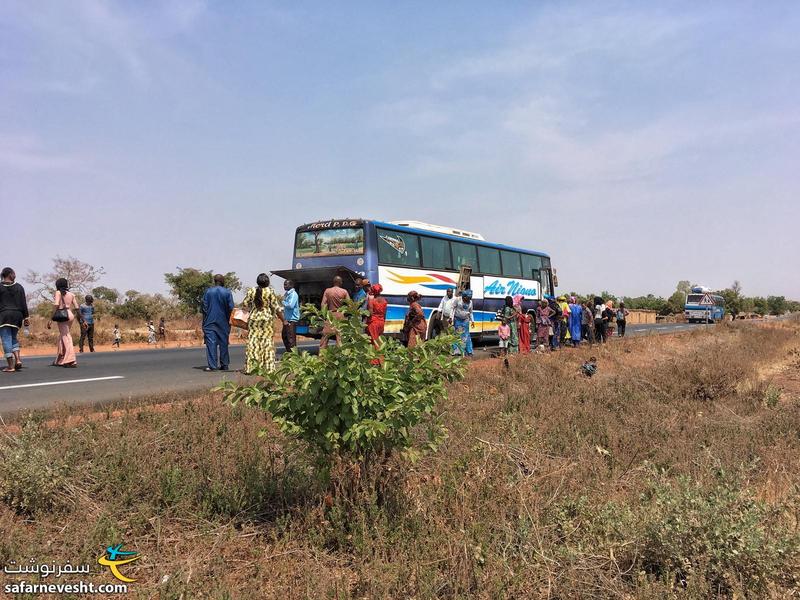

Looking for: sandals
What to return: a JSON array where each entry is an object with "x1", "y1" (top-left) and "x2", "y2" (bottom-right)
[
  {"x1": 63, "y1": 362, "x2": 78, "y2": 368},
  {"x1": 14, "y1": 362, "x2": 22, "y2": 371},
  {"x1": 2, "y1": 368, "x2": 15, "y2": 373}
]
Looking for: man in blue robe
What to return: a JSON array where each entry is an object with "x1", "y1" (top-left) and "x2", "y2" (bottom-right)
[
  {"x1": 568, "y1": 296, "x2": 583, "y2": 347},
  {"x1": 202, "y1": 274, "x2": 235, "y2": 371}
]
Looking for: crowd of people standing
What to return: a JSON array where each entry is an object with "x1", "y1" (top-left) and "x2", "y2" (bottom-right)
[{"x1": 0, "y1": 264, "x2": 633, "y2": 376}]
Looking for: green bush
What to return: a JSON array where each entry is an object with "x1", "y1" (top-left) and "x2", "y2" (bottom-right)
[
  {"x1": 636, "y1": 469, "x2": 800, "y2": 594},
  {"x1": 0, "y1": 427, "x2": 72, "y2": 515},
  {"x1": 550, "y1": 467, "x2": 800, "y2": 596},
  {"x1": 220, "y1": 300, "x2": 464, "y2": 474}
]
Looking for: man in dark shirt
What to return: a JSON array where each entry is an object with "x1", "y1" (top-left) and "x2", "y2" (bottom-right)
[
  {"x1": 79, "y1": 295, "x2": 95, "y2": 353},
  {"x1": 0, "y1": 267, "x2": 30, "y2": 372},
  {"x1": 202, "y1": 274, "x2": 235, "y2": 371}
]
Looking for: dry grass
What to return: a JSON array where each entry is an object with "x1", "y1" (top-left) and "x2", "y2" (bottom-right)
[{"x1": 2, "y1": 320, "x2": 800, "y2": 598}]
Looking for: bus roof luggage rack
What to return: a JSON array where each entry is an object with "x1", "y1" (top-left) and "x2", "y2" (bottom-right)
[{"x1": 390, "y1": 220, "x2": 485, "y2": 241}]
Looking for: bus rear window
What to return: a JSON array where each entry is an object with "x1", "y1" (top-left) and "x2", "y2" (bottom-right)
[
  {"x1": 295, "y1": 227, "x2": 364, "y2": 257},
  {"x1": 686, "y1": 294, "x2": 703, "y2": 304}
]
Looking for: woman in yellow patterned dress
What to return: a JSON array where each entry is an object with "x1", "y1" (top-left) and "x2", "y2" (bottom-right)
[{"x1": 243, "y1": 273, "x2": 285, "y2": 374}]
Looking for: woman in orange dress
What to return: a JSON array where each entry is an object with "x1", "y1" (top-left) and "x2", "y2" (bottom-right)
[
  {"x1": 514, "y1": 294, "x2": 532, "y2": 353},
  {"x1": 403, "y1": 291, "x2": 427, "y2": 348},
  {"x1": 47, "y1": 278, "x2": 81, "y2": 368},
  {"x1": 366, "y1": 284, "x2": 387, "y2": 347}
]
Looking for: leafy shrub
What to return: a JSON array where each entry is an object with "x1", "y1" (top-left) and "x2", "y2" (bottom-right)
[
  {"x1": 220, "y1": 301, "x2": 464, "y2": 481},
  {"x1": 636, "y1": 469, "x2": 800, "y2": 594},
  {"x1": 550, "y1": 467, "x2": 800, "y2": 596},
  {"x1": 0, "y1": 427, "x2": 72, "y2": 515}
]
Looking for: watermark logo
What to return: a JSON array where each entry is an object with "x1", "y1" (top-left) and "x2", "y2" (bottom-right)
[{"x1": 97, "y1": 544, "x2": 139, "y2": 583}]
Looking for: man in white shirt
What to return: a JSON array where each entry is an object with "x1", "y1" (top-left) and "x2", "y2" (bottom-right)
[{"x1": 433, "y1": 288, "x2": 457, "y2": 338}]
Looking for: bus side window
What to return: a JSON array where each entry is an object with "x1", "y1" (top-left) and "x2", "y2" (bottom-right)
[
  {"x1": 421, "y1": 236, "x2": 453, "y2": 270},
  {"x1": 521, "y1": 254, "x2": 542, "y2": 281},
  {"x1": 377, "y1": 228, "x2": 421, "y2": 267},
  {"x1": 477, "y1": 246, "x2": 501, "y2": 275},
  {"x1": 452, "y1": 241, "x2": 477, "y2": 271},
  {"x1": 500, "y1": 250, "x2": 522, "y2": 278}
]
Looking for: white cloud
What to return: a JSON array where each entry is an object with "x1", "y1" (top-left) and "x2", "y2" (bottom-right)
[{"x1": 0, "y1": 134, "x2": 88, "y2": 172}]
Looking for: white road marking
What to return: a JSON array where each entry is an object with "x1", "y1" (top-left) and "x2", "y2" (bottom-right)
[{"x1": 0, "y1": 376, "x2": 124, "y2": 391}]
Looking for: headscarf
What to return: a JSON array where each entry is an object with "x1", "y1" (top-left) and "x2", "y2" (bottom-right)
[
  {"x1": 512, "y1": 294, "x2": 523, "y2": 308},
  {"x1": 557, "y1": 295, "x2": 567, "y2": 302},
  {"x1": 462, "y1": 289, "x2": 473, "y2": 300},
  {"x1": 370, "y1": 284, "x2": 383, "y2": 295},
  {"x1": 569, "y1": 296, "x2": 577, "y2": 303},
  {"x1": 407, "y1": 291, "x2": 420, "y2": 303}
]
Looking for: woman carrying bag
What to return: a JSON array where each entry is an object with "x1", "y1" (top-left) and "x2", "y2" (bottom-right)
[{"x1": 47, "y1": 278, "x2": 82, "y2": 368}]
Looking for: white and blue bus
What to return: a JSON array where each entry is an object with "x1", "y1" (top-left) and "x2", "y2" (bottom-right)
[
  {"x1": 684, "y1": 286, "x2": 725, "y2": 323},
  {"x1": 273, "y1": 219, "x2": 556, "y2": 339}
]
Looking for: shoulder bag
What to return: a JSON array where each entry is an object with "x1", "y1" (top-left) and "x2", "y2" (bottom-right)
[{"x1": 51, "y1": 292, "x2": 70, "y2": 322}]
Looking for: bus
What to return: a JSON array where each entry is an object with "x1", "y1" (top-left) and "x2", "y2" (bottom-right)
[
  {"x1": 272, "y1": 219, "x2": 556, "y2": 339},
  {"x1": 684, "y1": 286, "x2": 725, "y2": 323}
]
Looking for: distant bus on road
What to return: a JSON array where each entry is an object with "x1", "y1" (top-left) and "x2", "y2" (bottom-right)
[
  {"x1": 273, "y1": 219, "x2": 556, "y2": 339},
  {"x1": 684, "y1": 286, "x2": 725, "y2": 323}
]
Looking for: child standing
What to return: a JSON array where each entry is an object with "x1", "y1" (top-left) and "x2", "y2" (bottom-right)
[
  {"x1": 147, "y1": 320, "x2": 156, "y2": 344},
  {"x1": 113, "y1": 324, "x2": 122, "y2": 349}
]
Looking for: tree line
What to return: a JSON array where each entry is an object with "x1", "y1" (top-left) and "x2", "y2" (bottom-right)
[
  {"x1": 24, "y1": 257, "x2": 798, "y2": 320},
  {"x1": 26, "y1": 256, "x2": 241, "y2": 321},
  {"x1": 577, "y1": 280, "x2": 799, "y2": 317}
]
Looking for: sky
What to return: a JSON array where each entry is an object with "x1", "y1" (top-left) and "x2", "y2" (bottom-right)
[{"x1": 2, "y1": 0, "x2": 799, "y2": 300}]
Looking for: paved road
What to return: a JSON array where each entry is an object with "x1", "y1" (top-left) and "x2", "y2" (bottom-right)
[{"x1": 0, "y1": 322, "x2": 705, "y2": 416}]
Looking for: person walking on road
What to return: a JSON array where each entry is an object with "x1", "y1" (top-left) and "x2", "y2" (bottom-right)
[
  {"x1": 281, "y1": 279, "x2": 300, "y2": 352},
  {"x1": 243, "y1": 273, "x2": 285, "y2": 374},
  {"x1": 320, "y1": 276, "x2": 350, "y2": 349},
  {"x1": 202, "y1": 274, "x2": 235, "y2": 372},
  {"x1": 47, "y1": 278, "x2": 82, "y2": 368},
  {"x1": 78, "y1": 295, "x2": 95, "y2": 353},
  {"x1": 616, "y1": 302, "x2": 630, "y2": 337},
  {"x1": 452, "y1": 290, "x2": 474, "y2": 357},
  {"x1": 0, "y1": 267, "x2": 29, "y2": 373},
  {"x1": 403, "y1": 291, "x2": 427, "y2": 348}
]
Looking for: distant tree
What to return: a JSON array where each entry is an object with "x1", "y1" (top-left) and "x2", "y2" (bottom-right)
[
  {"x1": 676, "y1": 280, "x2": 693, "y2": 296},
  {"x1": 767, "y1": 296, "x2": 787, "y2": 316},
  {"x1": 718, "y1": 281, "x2": 743, "y2": 320},
  {"x1": 164, "y1": 268, "x2": 242, "y2": 315},
  {"x1": 667, "y1": 291, "x2": 686, "y2": 315},
  {"x1": 26, "y1": 256, "x2": 105, "y2": 302},
  {"x1": 752, "y1": 297, "x2": 769, "y2": 316},
  {"x1": 112, "y1": 290, "x2": 181, "y2": 321},
  {"x1": 91, "y1": 286, "x2": 120, "y2": 304}
]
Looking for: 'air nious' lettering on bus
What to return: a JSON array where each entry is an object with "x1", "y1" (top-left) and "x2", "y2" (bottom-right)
[{"x1": 484, "y1": 279, "x2": 538, "y2": 298}]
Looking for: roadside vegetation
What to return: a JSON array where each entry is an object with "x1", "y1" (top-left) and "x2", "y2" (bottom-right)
[{"x1": 2, "y1": 318, "x2": 799, "y2": 598}]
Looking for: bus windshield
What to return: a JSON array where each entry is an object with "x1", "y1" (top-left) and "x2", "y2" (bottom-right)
[
  {"x1": 686, "y1": 294, "x2": 704, "y2": 304},
  {"x1": 295, "y1": 227, "x2": 364, "y2": 257}
]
